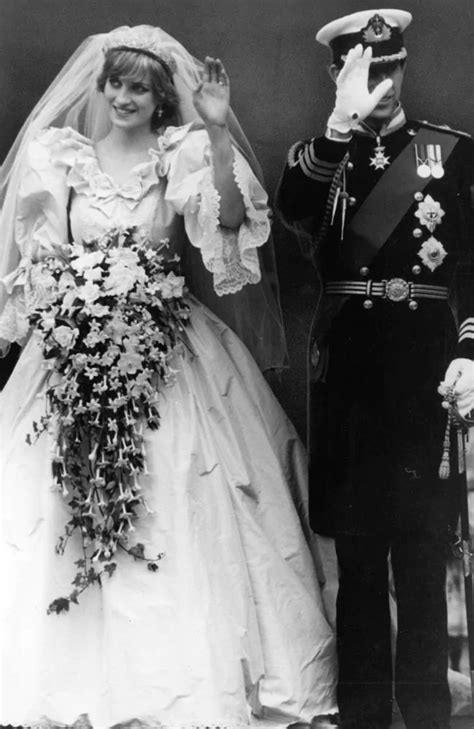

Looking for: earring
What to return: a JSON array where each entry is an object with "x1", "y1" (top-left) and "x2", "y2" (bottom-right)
[{"x1": 151, "y1": 106, "x2": 163, "y2": 128}]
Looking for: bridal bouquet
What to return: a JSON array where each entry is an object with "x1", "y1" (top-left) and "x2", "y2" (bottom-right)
[{"x1": 28, "y1": 227, "x2": 190, "y2": 614}]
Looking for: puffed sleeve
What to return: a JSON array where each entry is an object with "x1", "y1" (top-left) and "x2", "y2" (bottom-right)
[
  {"x1": 0, "y1": 127, "x2": 92, "y2": 346},
  {"x1": 162, "y1": 124, "x2": 271, "y2": 296}
]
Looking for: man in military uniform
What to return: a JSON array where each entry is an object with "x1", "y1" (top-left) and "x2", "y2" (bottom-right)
[{"x1": 276, "y1": 9, "x2": 474, "y2": 729}]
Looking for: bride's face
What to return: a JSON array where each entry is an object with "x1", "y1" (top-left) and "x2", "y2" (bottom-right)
[{"x1": 104, "y1": 71, "x2": 157, "y2": 132}]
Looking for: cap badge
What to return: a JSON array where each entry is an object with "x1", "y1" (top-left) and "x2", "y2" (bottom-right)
[{"x1": 362, "y1": 14, "x2": 392, "y2": 43}]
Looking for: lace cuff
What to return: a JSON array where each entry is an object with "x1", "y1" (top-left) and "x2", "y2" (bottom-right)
[
  {"x1": 0, "y1": 293, "x2": 29, "y2": 347},
  {"x1": 193, "y1": 150, "x2": 270, "y2": 297},
  {"x1": 0, "y1": 259, "x2": 60, "y2": 347}
]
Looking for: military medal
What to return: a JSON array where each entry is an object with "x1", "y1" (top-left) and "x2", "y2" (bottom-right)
[
  {"x1": 428, "y1": 144, "x2": 444, "y2": 178},
  {"x1": 369, "y1": 135, "x2": 391, "y2": 170},
  {"x1": 415, "y1": 142, "x2": 444, "y2": 178},
  {"x1": 414, "y1": 143, "x2": 430, "y2": 177}
]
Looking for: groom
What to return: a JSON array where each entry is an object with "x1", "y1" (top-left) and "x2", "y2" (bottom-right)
[{"x1": 277, "y1": 9, "x2": 474, "y2": 729}]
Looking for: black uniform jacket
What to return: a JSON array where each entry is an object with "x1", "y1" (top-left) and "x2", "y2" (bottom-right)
[{"x1": 276, "y1": 113, "x2": 474, "y2": 538}]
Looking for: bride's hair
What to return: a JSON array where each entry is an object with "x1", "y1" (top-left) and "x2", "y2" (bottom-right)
[{"x1": 96, "y1": 49, "x2": 180, "y2": 127}]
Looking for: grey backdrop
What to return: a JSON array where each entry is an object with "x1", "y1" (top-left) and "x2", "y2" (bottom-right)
[{"x1": 1, "y1": 0, "x2": 473, "y2": 438}]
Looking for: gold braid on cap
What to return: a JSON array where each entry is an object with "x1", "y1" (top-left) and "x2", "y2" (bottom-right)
[
  {"x1": 340, "y1": 48, "x2": 407, "y2": 64},
  {"x1": 103, "y1": 27, "x2": 177, "y2": 74}
]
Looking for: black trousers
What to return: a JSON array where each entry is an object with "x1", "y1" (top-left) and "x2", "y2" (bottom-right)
[{"x1": 335, "y1": 534, "x2": 451, "y2": 729}]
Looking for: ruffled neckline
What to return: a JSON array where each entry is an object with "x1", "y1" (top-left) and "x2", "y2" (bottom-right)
[
  {"x1": 67, "y1": 142, "x2": 160, "y2": 201},
  {"x1": 65, "y1": 122, "x2": 197, "y2": 201}
]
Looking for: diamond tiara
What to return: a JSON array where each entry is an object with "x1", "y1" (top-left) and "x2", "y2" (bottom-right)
[{"x1": 103, "y1": 27, "x2": 177, "y2": 73}]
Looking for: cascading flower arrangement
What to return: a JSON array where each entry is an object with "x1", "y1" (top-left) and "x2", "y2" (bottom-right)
[{"x1": 27, "y1": 227, "x2": 190, "y2": 614}]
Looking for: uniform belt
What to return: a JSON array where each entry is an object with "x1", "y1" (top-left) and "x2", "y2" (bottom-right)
[{"x1": 324, "y1": 278, "x2": 449, "y2": 303}]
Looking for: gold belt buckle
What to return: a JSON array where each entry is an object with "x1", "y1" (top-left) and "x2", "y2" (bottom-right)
[{"x1": 385, "y1": 278, "x2": 410, "y2": 302}]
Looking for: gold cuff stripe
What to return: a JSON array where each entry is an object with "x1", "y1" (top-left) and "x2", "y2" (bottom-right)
[
  {"x1": 299, "y1": 155, "x2": 335, "y2": 181},
  {"x1": 458, "y1": 319, "x2": 474, "y2": 341},
  {"x1": 305, "y1": 144, "x2": 340, "y2": 170}
]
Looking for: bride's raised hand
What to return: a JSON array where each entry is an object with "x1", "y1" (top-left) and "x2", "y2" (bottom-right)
[{"x1": 192, "y1": 56, "x2": 230, "y2": 127}]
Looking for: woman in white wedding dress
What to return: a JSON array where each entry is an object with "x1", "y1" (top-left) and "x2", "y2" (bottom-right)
[{"x1": 0, "y1": 26, "x2": 336, "y2": 729}]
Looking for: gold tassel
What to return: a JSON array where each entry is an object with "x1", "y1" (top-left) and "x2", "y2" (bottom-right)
[{"x1": 438, "y1": 409, "x2": 452, "y2": 480}]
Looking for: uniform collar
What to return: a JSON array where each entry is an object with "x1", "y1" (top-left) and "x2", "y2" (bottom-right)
[{"x1": 354, "y1": 104, "x2": 406, "y2": 138}]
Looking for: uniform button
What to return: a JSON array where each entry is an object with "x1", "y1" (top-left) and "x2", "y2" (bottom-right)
[
  {"x1": 363, "y1": 299, "x2": 373, "y2": 310},
  {"x1": 409, "y1": 300, "x2": 418, "y2": 311},
  {"x1": 412, "y1": 264, "x2": 421, "y2": 275},
  {"x1": 346, "y1": 161, "x2": 354, "y2": 171},
  {"x1": 413, "y1": 228, "x2": 423, "y2": 238},
  {"x1": 360, "y1": 266, "x2": 369, "y2": 277},
  {"x1": 414, "y1": 192, "x2": 424, "y2": 202},
  {"x1": 348, "y1": 196, "x2": 357, "y2": 206}
]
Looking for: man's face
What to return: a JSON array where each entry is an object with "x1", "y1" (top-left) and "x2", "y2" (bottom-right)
[{"x1": 365, "y1": 60, "x2": 406, "y2": 124}]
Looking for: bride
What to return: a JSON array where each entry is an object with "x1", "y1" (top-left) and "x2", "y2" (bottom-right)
[{"x1": 0, "y1": 25, "x2": 336, "y2": 728}]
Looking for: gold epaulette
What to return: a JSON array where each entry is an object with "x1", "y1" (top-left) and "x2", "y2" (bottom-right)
[
  {"x1": 287, "y1": 139, "x2": 312, "y2": 168},
  {"x1": 416, "y1": 120, "x2": 472, "y2": 139}
]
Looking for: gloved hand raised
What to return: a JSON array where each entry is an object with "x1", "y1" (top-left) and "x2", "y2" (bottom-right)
[{"x1": 327, "y1": 44, "x2": 393, "y2": 135}]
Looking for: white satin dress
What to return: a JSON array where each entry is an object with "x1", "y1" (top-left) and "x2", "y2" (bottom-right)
[{"x1": 0, "y1": 124, "x2": 337, "y2": 729}]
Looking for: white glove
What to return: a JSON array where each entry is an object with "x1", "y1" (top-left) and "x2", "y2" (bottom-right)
[
  {"x1": 439, "y1": 358, "x2": 474, "y2": 417},
  {"x1": 327, "y1": 44, "x2": 393, "y2": 135}
]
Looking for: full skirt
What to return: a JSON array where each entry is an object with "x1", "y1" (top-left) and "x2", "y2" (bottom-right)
[{"x1": 0, "y1": 300, "x2": 336, "y2": 729}]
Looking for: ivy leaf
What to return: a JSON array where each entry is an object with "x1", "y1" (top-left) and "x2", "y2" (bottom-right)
[
  {"x1": 147, "y1": 562, "x2": 159, "y2": 572},
  {"x1": 47, "y1": 597, "x2": 70, "y2": 615},
  {"x1": 87, "y1": 567, "x2": 100, "y2": 583},
  {"x1": 103, "y1": 562, "x2": 117, "y2": 578},
  {"x1": 72, "y1": 573, "x2": 85, "y2": 587},
  {"x1": 129, "y1": 543, "x2": 145, "y2": 560}
]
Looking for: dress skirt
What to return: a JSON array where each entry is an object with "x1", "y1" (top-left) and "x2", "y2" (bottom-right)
[{"x1": 0, "y1": 299, "x2": 336, "y2": 729}]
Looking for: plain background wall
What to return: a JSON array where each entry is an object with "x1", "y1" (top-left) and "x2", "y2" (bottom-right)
[{"x1": 1, "y1": 0, "x2": 473, "y2": 437}]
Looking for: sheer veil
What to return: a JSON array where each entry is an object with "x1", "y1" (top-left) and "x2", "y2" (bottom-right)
[{"x1": 0, "y1": 25, "x2": 287, "y2": 370}]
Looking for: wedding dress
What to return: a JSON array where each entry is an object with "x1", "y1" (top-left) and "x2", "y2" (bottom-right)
[{"x1": 0, "y1": 123, "x2": 336, "y2": 728}]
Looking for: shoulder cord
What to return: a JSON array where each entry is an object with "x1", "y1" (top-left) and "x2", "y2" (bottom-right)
[{"x1": 308, "y1": 151, "x2": 350, "y2": 265}]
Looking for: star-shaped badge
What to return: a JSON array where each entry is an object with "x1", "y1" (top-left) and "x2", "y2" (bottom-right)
[
  {"x1": 417, "y1": 236, "x2": 447, "y2": 271},
  {"x1": 369, "y1": 147, "x2": 391, "y2": 170},
  {"x1": 414, "y1": 194, "x2": 445, "y2": 232}
]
